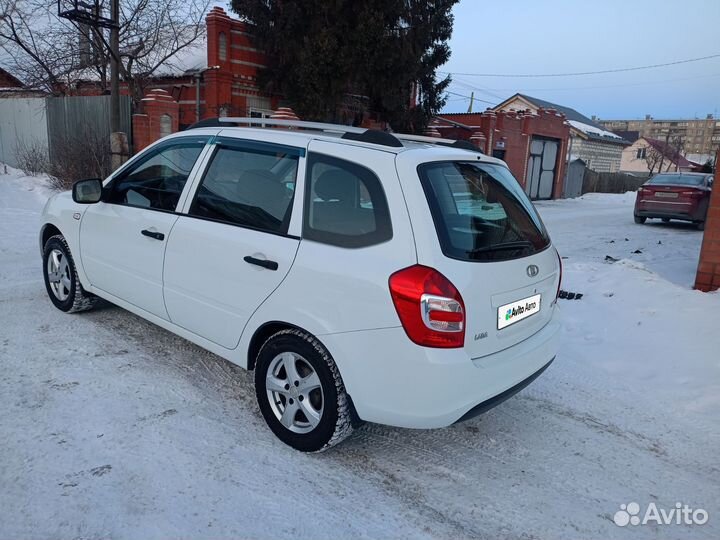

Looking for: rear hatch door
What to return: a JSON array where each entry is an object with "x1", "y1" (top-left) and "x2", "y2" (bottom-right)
[{"x1": 406, "y1": 156, "x2": 560, "y2": 359}]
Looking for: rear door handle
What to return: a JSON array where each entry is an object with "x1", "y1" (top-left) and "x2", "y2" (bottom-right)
[
  {"x1": 141, "y1": 229, "x2": 165, "y2": 241},
  {"x1": 243, "y1": 255, "x2": 278, "y2": 271}
]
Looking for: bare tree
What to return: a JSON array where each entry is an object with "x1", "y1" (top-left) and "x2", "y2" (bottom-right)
[
  {"x1": 0, "y1": 0, "x2": 209, "y2": 102},
  {"x1": 644, "y1": 145, "x2": 665, "y2": 175},
  {"x1": 644, "y1": 137, "x2": 683, "y2": 175}
]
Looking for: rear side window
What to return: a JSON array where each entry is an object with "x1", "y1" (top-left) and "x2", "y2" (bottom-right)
[
  {"x1": 304, "y1": 153, "x2": 392, "y2": 248},
  {"x1": 189, "y1": 140, "x2": 300, "y2": 235},
  {"x1": 106, "y1": 138, "x2": 208, "y2": 211},
  {"x1": 418, "y1": 161, "x2": 550, "y2": 262}
]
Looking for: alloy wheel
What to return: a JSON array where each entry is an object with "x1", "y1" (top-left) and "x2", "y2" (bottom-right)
[
  {"x1": 47, "y1": 248, "x2": 71, "y2": 301},
  {"x1": 265, "y1": 352, "x2": 324, "y2": 433}
]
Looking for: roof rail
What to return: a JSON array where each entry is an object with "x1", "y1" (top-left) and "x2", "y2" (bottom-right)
[
  {"x1": 394, "y1": 133, "x2": 483, "y2": 153},
  {"x1": 216, "y1": 117, "x2": 368, "y2": 134},
  {"x1": 187, "y1": 117, "x2": 404, "y2": 148}
]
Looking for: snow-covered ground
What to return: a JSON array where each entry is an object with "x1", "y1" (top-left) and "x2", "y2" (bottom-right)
[{"x1": 1, "y1": 167, "x2": 718, "y2": 540}]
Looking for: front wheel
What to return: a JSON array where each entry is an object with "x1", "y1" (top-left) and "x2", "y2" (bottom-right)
[
  {"x1": 634, "y1": 215, "x2": 647, "y2": 224},
  {"x1": 43, "y1": 234, "x2": 97, "y2": 313},
  {"x1": 255, "y1": 329, "x2": 354, "y2": 452},
  {"x1": 696, "y1": 221, "x2": 705, "y2": 231}
]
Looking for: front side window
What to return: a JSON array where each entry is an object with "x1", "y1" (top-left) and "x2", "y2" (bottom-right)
[
  {"x1": 189, "y1": 139, "x2": 301, "y2": 234},
  {"x1": 304, "y1": 153, "x2": 392, "y2": 248},
  {"x1": 105, "y1": 138, "x2": 208, "y2": 211},
  {"x1": 418, "y1": 161, "x2": 551, "y2": 262}
]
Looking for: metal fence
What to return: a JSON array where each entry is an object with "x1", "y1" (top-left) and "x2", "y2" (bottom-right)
[
  {"x1": 45, "y1": 94, "x2": 132, "y2": 165},
  {"x1": 0, "y1": 94, "x2": 132, "y2": 172},
  {"x1": 0, "y1": 98, "x2": 49, "y2": 169}
]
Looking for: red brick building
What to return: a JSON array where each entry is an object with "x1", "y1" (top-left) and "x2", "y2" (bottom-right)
[
  {"x1": 435, "y1": 109, "x2": 570, "y2": 200},
  {"x1": 130, "y1": 6, "x2": 280, "y2": 149}
]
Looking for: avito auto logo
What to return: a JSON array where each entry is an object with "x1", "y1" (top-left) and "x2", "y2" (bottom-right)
[{"x1": 506, "y1": 299, "x2": 538, "y2": 321}]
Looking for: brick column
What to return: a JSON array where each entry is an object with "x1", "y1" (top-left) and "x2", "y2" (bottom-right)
[
  {"x1": 694, "y1": 150, "x2": 720, "y2": 291},
  {"x1": 132, "y1": 89, "x2": 179, "y2": 152}
]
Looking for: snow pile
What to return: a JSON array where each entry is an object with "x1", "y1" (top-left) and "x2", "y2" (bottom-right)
[{"x1": 0, "y1": 162, "x2": 55, "y2": 200}]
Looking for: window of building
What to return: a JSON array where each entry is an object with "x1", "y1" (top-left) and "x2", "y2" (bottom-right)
[
  {"x1": 218, "y1": 32, "x2": 227, "y2": 62},
  {"x1": 304, "y1": 153, "x2": 392, "y2": 248},
  {"x1": 106, "y1": 138, "x2": 208, "y2": 211},
  {"x1": 636, "y1": 147, "x2": 647, "y2": 159},
  {"x1": 189, "y1": 139, "x2": 301, "y2": 235}
]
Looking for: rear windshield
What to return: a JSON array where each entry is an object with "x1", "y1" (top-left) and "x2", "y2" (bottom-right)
[
  {"x1": 418, "y1": 161, "x2": 551, "y2": 262},
  {"x1": 647, "y1": 174, "x2": 708, "y2": 187}
]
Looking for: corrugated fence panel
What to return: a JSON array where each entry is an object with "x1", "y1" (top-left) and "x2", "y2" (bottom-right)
[
  {"x1": 47, "y1": 96, "x2": 132, "y2": 165},
  {"x1": 0, "y1": 98, "x2": 48, "y2": 169},
  {"x1": 46, "y1": 95, "x2": 132, "y2": 165}
]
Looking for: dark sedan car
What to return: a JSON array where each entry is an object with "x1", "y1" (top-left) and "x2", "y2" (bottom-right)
[{"x1": 634, "y1": 172, "x2": 714, "y2": 230}]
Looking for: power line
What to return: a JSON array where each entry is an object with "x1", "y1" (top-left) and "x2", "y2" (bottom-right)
[
  {"x1": 449, "y1": 76, "x2": 504, "y2": 100},
  {"x1": 445, "y1": 91, "x2": 495, "y2": 105},
  {"x1": 478, "y1": 72, "x2": 720, "y2": 93},
  {"x1": 440, "y1": 53, "x2": 720, "y2": 78}
]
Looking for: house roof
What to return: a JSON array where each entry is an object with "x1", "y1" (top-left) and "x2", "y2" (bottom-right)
[
  {"x1": 494, "y1": 93, "x2": 628, "y2": 145},
  {"x1": 643, "y1": 137, "x2": 695, "y2": 168},
  {"x1": 0, "y1": 66, "x2": 25, "y2": 88}
]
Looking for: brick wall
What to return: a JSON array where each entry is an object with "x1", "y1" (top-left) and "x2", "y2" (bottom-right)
[
  {"x1": 436, "y1": 109, "x2": 570, "y2": 199},
  {"x1": 694, "y1": 150, "x2": 720, "y2": 291},
  {"x1": 132, "y1": 89, "x2": 180, "y2": 152}
]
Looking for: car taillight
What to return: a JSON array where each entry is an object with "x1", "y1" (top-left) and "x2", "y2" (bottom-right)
[
  {"x1": 555, "y1": 249, "x2": 562, "y2": 302},
  {"x1": 682, "y1": 190, "x2": 703, "y2": 197},
  {"x1": 388, "y1": 265, "x2": 465, "y2": 348}
]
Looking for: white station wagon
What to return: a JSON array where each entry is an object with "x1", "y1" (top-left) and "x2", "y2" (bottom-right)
[{"x1": 40, "y1": 118, "x2": 561, "y2": 451}]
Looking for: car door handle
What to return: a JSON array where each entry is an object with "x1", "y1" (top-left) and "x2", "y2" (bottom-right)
[
  {"x1": 141, "y1": 229, "x2": 165, "y2": 241},
  {"x1": 243, "y1": 256, "x2": 278, "y2": 271}
]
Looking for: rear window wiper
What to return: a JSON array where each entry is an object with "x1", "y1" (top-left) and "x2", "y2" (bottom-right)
[{"x1": 467, "y1": 240, "x2": 533, "y2": 254}]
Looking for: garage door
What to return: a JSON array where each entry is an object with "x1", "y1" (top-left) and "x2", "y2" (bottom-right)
[{"x1": 526, "y1": 137, "x2": 559, "y2": 200}]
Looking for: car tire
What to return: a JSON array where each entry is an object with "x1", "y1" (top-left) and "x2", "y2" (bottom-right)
[
  {"x1": 634, "y1": 215, "x2": 646, "y2": 224},
  {"x1": 43, "y1": 234, "x2": 98, "y2": 313},
  {"x1": 696, "y1": 221, "x2": 705, "y2": 231},
  {"x1": 254, "y1": 328, "x2": 354, "y2": 452}
]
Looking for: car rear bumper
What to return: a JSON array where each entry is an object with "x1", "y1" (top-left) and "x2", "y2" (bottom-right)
[
  {"x1": 320, "y1": 304, "x2": 560, "y2": 429},
  {"x1": 635, "y1": 198, "x2": 704, "y2": 221}
]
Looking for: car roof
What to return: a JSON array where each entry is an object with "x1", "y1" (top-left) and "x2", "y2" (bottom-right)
[{"x1": 175, "y1": 123, "x2": 506, "y2": 166}]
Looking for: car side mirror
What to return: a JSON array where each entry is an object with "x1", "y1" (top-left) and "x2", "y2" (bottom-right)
[{"x1": 72, "y1": 178, "x2": 103, "y2": 204}]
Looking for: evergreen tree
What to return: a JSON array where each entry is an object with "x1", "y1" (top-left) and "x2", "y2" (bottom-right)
[{"x1": 230, "y1": 0, "x2": 458, "y2": 132}]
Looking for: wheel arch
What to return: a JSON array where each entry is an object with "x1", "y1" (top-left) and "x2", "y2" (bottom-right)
[
  {"x1": 246, "y1": 320, "x2": 305, "y2": 371},
  {"x1": 40, "y1": 223, "x2": 63, "y2": 253}
]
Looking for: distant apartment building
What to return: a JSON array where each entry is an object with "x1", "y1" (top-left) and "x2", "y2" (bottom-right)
[
  {"x1": 599, "y1": 114, "x2": 720, "y2": 156},
  {"x1": 493, "y1": 94, "x2": 628, "y2": 173}
]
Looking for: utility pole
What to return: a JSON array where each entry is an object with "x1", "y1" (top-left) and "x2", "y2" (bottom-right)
[{"x1": 110, "y1": 0, "x2": 120, "y2": 133}]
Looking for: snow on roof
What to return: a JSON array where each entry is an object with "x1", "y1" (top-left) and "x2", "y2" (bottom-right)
[
  {"x1": 153, "y1": 38, "x2": 208, "y2": 77},
  {"x1": 568, "y1": 119, "x2": 624, "y2": 141}
]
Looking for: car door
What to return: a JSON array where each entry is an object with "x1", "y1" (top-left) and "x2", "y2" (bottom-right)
[
  {"x1": 162, "y1": 136, "x2": 303, "y2": 349},
  {"x1": 80, "y1": 136, "x2": 211, "y2": 319}
]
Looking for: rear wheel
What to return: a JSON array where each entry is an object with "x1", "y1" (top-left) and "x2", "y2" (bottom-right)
[
  {"x1": 254, "y1": 329, "x2": 353, "y2": 452},
  {"x1": 634, "y1": 215, "x2": 646, "y2": 224},
  {"x1": 696, "y1": 221, "x2": 705, "y2": 231},
  {"x1": 43, "y1": 235, "x2": 97, "y2": 313}
]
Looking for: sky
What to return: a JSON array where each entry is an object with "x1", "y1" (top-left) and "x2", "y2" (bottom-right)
[{"x1": 441, "y1": 0, "x2": 720, "y2": 120}]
